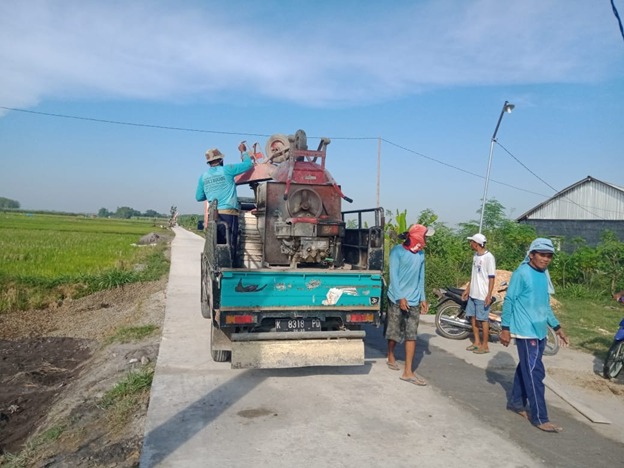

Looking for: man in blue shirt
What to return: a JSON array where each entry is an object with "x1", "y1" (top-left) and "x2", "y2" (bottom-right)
[
  {"x1": 196, "y1": 143, "x2": 253, "y2": 263},
  {"x1": 500, "y1": 238, "x2": 569, "y2": 433},
  {"x1": 385, "y1": 223, "x2": 434, "y2": 386}
]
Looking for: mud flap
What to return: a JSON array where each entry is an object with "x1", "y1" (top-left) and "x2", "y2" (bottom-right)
[{"x1": 230, "y1": 331, "x2": 365, "y2": 369}]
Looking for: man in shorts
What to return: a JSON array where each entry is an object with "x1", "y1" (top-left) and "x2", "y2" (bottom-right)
[
  {"x1": 385, "y1": 223, "x2": 435, "y2": 386},
  {"x1": 462, "y1": 233, "x2": 496, "y2": 354}
]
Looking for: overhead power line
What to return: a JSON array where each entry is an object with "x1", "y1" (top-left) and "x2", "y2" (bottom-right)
[
  {"x1": 612, "y1": 0, "x2": 624, "y2": 43},
  {"x1": 2, "y1": 104, "x2": 601, "y2": 212},
  {"x1": 496, "y1": 141, "x2": 606, "y2": 220},
  {"x1": 0, "y1": 105, "x2": 271, "y2": 138}
]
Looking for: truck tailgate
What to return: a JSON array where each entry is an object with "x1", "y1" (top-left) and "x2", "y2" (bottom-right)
[{"x1": 219, "y1": 268, "x2": 382, "y2": 311}]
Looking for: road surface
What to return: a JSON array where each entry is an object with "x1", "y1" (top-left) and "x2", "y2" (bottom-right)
[{"x1": 140, "y1": 227, "x2": 624, "y2": 467}]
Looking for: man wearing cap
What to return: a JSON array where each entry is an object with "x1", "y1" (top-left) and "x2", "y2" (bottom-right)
[
  {"x1": 385, "y1": 223, "x2": 435, "y2": 386},
  {"x1": 500, "y1": 238, "x2": 569, "y2": 433},
  {"x1": 461, "y1": 233, "x2": 496, "y2": 354},
  {"x1": 196, "y1": 143, "x2": 253, "y2": 263}
]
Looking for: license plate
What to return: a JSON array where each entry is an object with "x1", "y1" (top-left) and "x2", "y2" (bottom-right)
[{"x1": 275, "y1": 318, "x2": 321, "y2": 332}]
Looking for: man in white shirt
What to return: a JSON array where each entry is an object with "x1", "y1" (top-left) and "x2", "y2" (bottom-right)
[{"x1": 461, "y1": 233, "x2": 496, "y2": 354}]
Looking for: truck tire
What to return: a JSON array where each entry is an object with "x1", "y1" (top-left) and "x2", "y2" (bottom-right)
[
  {"x1": 211, "y1": 349, "x2": 231, "y2": 363},
  {"x1": 265, "y1": 134, "x2": 290, "y2": 163},
  {"x1": 200, "y1": 255, "x2": 211, "y2": 319},
  {"x1": 211, "y1": 319, "x2": 231, "y2": 362}
]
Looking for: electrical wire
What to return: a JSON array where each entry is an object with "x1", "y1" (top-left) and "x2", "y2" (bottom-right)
[
  {"x1": 496, "y1": 141, "x2": 608, "y2": 219},
  {"x1": 0, "y1": 105, "x2": 271, "y2": 138},
  {"x1": 0, "y1": 104, "x2": 613, "y2": 217},
  {"x1": 0, "y1": 104, "x2": 575, "y2": 200},
  {"x1": 612, "y1": 0, "x2": 624, "y2": 43}
]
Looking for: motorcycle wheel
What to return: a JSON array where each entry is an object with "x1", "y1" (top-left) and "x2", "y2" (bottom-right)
[
  {"x1": 543, "y1": 326, "x2": 559, "y2": 356},
  {"x1": 603, "y1": 340, "x2": 624, "y2": 379},
  {"x1": 435, "y1": 301, "x2": 471, "y2": 340}
]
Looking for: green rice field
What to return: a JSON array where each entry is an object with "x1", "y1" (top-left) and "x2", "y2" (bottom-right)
[{"x1": 0, "y1": 212, "x2": 171, "y2": 313}]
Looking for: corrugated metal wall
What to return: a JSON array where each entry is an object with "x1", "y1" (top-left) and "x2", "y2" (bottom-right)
[{"x1": 527, "y1": 179, "x2": 624, "y2": 220}]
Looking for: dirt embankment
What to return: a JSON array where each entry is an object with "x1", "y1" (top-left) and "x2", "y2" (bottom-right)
[{"x1": 0, "y1": 277, "x2": 167, "y2": 467}]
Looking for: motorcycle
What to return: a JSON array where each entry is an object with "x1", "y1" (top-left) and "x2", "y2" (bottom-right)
[
  {"x1": 433, "y1": 285, "x2": 560, "y2": 356},
  {"x1": 603, "y1": 319, "x2": 624, "y2": 379}
]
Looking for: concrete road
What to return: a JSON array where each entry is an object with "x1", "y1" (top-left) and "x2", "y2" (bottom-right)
[{"x1": 140, "y1": 227, "x2": 624, "y2": 467}]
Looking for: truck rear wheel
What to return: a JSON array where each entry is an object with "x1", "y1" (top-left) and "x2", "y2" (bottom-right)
[
  {"x1": 211, "y1": 348, "x2": 231, "y2": 362},
  {"x1": 200, "y1": 256, "x2": 211, "y2": 319},
  {"x1": 211, "y1": 319, "x2": 231, "y2": 362}
]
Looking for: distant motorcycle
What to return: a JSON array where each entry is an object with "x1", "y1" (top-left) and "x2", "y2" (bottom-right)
[
  {"x1": 433, "y1": 285, "x2": 559, "y2": 356},
  {"x1": 604, "y1": 292, "x2": 624, "y2": 379},
  {"x1": 603, "y1": 319, "x2": 624, "y2": 379}
]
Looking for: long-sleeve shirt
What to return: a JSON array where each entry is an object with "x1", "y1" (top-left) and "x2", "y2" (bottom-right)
[
  {"x1": 502, "y1": 262, "x2": 560, "y2": 340},
  {"x1": 387, "y1": 245, "x2": 426, "y2": 306},
  {"x1": 195, "y1": 153, "x2": 253, "y2": 211}
]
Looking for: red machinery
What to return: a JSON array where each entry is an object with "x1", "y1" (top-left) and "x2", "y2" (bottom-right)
[
  {"x1": 203, "y1": 130, "x2": 384, "y2": 368},
  {"x1": 235, "y1": 130, "x2": 354, "y2": 268}
]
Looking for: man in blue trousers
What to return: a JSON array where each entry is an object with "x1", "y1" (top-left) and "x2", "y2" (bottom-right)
[{"x1": 499, "y1": 238, "x2": 569, "y2": 433}]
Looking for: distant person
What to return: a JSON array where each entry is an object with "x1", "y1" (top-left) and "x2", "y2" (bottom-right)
[
  {"x1": 196, "y1": 143, "x2": 253, "y2": 261},
  {"x1": 385, "y1": 223, "x2": 435, "y2": 386},
  {"x1": 461, "y1": 233, "x2": 496, "y2": 354},
  {"x1": 614, "y1": 290, "x2": 624, "y2": 304},
  {"x1": 500, "y1": 238, "x2": 569, "y2": 433}
]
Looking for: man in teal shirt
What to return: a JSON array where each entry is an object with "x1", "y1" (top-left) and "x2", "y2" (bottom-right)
[
  {"x1": 385, "y1": 224, "x2": 434, "y2": 386},
  {"x1": 500, "y1": 238, "x2": 569, "y2": 433},
  {"x1": 196, "y1": 143, "x2": 253, "y2": 263}
]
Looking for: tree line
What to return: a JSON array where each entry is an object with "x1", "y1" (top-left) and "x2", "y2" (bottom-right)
[
  {"x1": 1, "y1": 196, "x2": 167, "y2": 219},
  {"x1": 385, "y1": 199, "x2": 624, "y2": 301},
  {"x1": 97, "y1": 207, "x2": 167, "y2": 219},
  {"x1": 0, "y1": 197, "x2": 20, "y2": 209}
]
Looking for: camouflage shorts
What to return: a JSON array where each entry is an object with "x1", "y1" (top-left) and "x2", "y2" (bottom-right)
[{"x1": 385, "y1": 300, "x2": 420, "y2": 343}]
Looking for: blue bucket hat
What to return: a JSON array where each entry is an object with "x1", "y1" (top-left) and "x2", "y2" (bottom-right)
[
  {"x1": 529, "y1": 238, "x2": 555, "y2": 254},
  {"x1": 522, "y1": 237, "x2": 555, "y2": 294}
]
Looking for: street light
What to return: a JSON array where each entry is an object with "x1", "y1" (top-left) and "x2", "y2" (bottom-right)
[{"x1": 478, "y1": 100, "x2": 515, "y2": 233}]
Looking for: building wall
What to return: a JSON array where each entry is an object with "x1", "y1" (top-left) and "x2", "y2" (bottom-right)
[
  {"x1": 519, "y1": 219, "x2": 624, "y2": 252},
  {"x1": 526, "y1": 180, "x2": 624, "y2": 220}
]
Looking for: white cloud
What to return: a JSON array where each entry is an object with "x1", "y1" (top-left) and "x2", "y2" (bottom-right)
[{"x1": 0, "y1": 0, "x2": 622, "y2": 111}]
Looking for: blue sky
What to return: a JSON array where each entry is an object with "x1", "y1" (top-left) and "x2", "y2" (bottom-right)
[{"x1": 1, "y1": 0, "x2": 623, "y2": 227}]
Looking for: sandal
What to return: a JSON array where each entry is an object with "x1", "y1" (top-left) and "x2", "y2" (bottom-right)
[
  {"x1": 466, "y1": 344, "x2": 478, "y2": 351},
  {"x1": 536, "y1": 422, "x2": 563, "y2": 433},
  {"x1": 400, "y1": 374, "x2": 428, "y2": 386},
  {"x1": 386, "y1": 361, "x2": 400, "y2": 371},
  {"x1": 507, "y1": 408, "x2": 529, "y2": 420}
]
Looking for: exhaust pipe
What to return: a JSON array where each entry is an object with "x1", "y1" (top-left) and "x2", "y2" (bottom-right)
[{"x1": 439, "y1": 315, "x2": 471, "y2": 330}]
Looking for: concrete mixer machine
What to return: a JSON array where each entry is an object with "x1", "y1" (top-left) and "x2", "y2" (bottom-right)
[{"x1": 201, "y1": 129, "x2": 385, "y2": 368}]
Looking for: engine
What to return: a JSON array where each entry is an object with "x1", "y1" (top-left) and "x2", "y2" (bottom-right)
[{"x1": 236, "y1": 130, "x2": 352, "y2": 268}]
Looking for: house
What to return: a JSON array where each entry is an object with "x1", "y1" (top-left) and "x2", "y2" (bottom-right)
[{"x1": 516, "y1": 176, "x2": 624, "y2": 251}]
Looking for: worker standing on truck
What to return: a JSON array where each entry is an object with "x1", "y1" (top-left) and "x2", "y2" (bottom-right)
[
  {"x1": 196, "y1": 142, "x2": 253, "y2": 262},
  {"x1": 385, "y1": 223, "x2": 435, "y2": 386}
]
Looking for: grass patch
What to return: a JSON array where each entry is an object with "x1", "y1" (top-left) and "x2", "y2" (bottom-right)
[
  {"x1": 0, "y1": 424, "x2": 66, "y2": 468},
  {"x1": 99, "y1": 367, "x2": 154, "y2": 427},
  {"x1": 0, "y1": 212, "x2": 171, "y2": 313},
  {"x1": 554, "y1": 295, "x2": 622, "y2": 357},
  {"x1": 106, "y1": 325, "x2": 159, "y2": 344},
  {"x1": 100, "y1": 367, "x2": 154, "y2": 409}
]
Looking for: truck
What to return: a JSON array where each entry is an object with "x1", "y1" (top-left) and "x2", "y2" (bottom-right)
[{"x1": 200, "y1": 130, "x2": 385, "y2": 368}]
